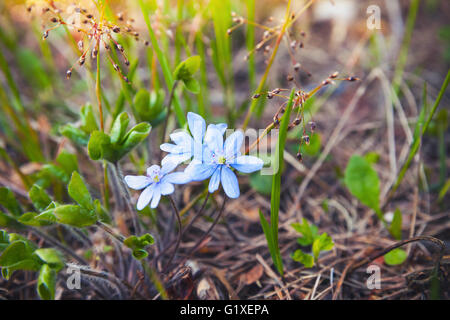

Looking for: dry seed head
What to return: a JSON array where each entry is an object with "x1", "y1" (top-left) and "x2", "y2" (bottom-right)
[
  {"x1": 113, "y1": 64, "x2": 119, "y2": 71},
  {"x1": 309, "y1": 121, "x2": 316, "y2": 132},
  {"x1": 267, "y1": 92, "x2": 274, "y2": 99},
  {"x1": 272, "y1": 88, "x2": 281, "y2": 94},
  {"x1": 287, "y1": 74, "x2": 294, "y2": 82},
  {"x1": 296, "y1": 152, "x2": 303, "y2": 162},
  {"x1": 302, "y1": 135, "x2": 310, "y2": 145},
  {"x1": 347, "y1": 76, "x2": 359, "y2": 81},
  {"x1": 42, "y1": 31, "x2": 48, "y2": 39},
  {"x1": 50, "y1": 17, "x2": 58, "y2": 23},
  {"x1": 112, "y1": 26, "x2": 120, "y2": 33},
  {"x1": 116, "y1": 44, "x2": 124, "y2": 52},
  {"x1": 78, "y1": 56, "x2": 85, "y2": 66},
  {"x1": 77, "y1": 40, "x2": 84, "y2": 50},
  {"x1": 294, "y1": 63, "x2": 301, "y2": 71},
  {"x1": 293, "y1": 118, "x2": 301, "y2": 125},
  {"x1": 227, "y1": 28, "x2": 232, "y2": 35},
  {"x1": 252, "y1": 93, "x2": 260, "y2": 99},
  {"x1": 290, "y1": 40, "x2": 297, "y2": 49},
  {"x1": 264, "y1": 45, "x2": 271, "y2": 53},
  {"x1": 330, "y1": 71, "x2": 339, "y2": 78},
  {"x1": 66, "y1": 69, "x2": 72, "y2": 79}
]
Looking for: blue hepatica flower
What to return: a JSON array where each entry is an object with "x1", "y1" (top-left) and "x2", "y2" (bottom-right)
[
  {"x1": 124, "y1": 162, "x2": 190, "y2": 210},
  {"x1": 188, "y1": 126, "x2": 264, "y2": 198},
  {"x1": 160, "y1": 112, "x2": 227, "y2": 167}
]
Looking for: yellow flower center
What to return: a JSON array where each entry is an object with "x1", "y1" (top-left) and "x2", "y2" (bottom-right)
[{"x1": 218, "y1": 156, "x2": 226, "y2": 164}]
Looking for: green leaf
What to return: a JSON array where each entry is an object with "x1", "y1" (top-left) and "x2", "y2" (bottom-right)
[
  {"x1": 87, "y1": 130, "x2": 111, "y2": 161},
  {"x1": 0, "y1": 241, "x2": 41, "y2": 276},
  {"x1": 94, "y1": 199, "x2": 111, "y2": 223},
  {"x1": 56, "y1": 151, "x2": 78, "y2": 177},
  {"x1": 0, "y1": 187, "x2": 22, "y2": 216},
  {"x1": 312, "y1": 233, "x2": 334, "y2": 261},
  {"x1": 34, "y1": 248, "x2": 64, "y2": 272},
  {"x1": 0, "y1": 230, "x2": 10, "y2": 252},
  {"x1": 124, "y1": 233, "x2": 154, "y2": 260},
  {"x1": 120, "y1": 122, "x2": 151, "y2": 155},
  {"x1": 134, "y1": 89, "x2": 167, "y2": 124},
  {"x1": 53, "y1": 205, "x2": 97, "y2": 227},
  {"x1": 384, "y1": 248, "x2": 408, "y2": 265},
  {"x1": 68, "y1": 172, "x2": 93, "y2": 210},
  {"x1": 291, "y1": 249, "x2": 314, "y2": 268},
  {"x1": 183, "y1": 77, "x2": 200, "y2": 94},
  {"x1": 37, "y1": 264, "x2": 56, "y2": 300},
  {"x1": 291, "y1": 218, "x2": 318, "y2": 246},
  {"x1": 110, "y1": 112, "x2": 130, "y2": 144},
  {"x1": 259, "y1": 210, "x2": 276, "y2": 266},
  {"x1": 344, "y1": 155, "x2": 382, "y2": 216},
  {"x1": 364, "y1": 152, "x2": 380, "y2": 164},
  {"x1": 389, "y1": 209, "x2": 402, "y2": 240},
  {"x1": 174, "y1": 55, "x2": 201, "y2": 81},
  {"x1": 60, "y1": 125, "x2": 90, "y2": 146},
  {"x1": 0, "y1": 211, "x2": 22, "y2": 228},
  {"x1": 29, "y1": 185, "x2": 52, "y2": 211},
  {"x1": 18, "y1": 212, "x2": 54, "y2": 227},
  {"x1": 249, "y1": 173, "x2": 272, "y2": 195},
  {"x1": 79, "y1": 104, "x2": 98, "y2": 133}
]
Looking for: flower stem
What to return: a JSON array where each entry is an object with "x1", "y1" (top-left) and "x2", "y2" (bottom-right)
[
  {"x1": 184, "y1": 195, "x2": 227, "y2": 263},
  {"x1": 154, "y1": 192, "x2": 210, "y2": 267}
]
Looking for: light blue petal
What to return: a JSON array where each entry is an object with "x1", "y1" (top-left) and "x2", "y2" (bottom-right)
[
  {"x1": 188, "y1": 163, "x2": 218, "y2": 181},
  {"x1": 187, "y1": 112, "x2": 206, "y2": 143},
  {"x1": 230, "y1": 156, "x2": 264, "y2": 173},
  {"x1": 221, "y1": 166, "x2": 240, "y2": 198},
  {"x1": 124, "y1": 175, "x2": 151, "y2": 190},
  {"x1": 159, "y1": 181, "x2": 175, "y2": 195},
  {"x1": 163, "y1": 172, "x2": 191, "y2": 184},
  {"x1": 137, "y1": 184, "x2": 154, "y2": 210},
  {"x1": 150, "y1": 185, "x2": 162, "y2": 208},
  {"x1": 161, "y1": 160, "x2": 178, "y2": 175},
  {"x1": 213, "y1": 123, "x2": 227, "y2": 135},
  {"x1": 224, "y1": 130, "x2": 244, "y2": 158},
  {"x1": 208, "y1": 167, "x2": 221, "y2": 193},
  {"x1": 161, "y1": 153, "x2": 192, "y2": 166},
  {"x1": 191, "y1": 141, "x2": 204, "y2": 163},
  {"x1": 169, "y1": 131, "x2": 193, "y2": 145},
  {"x1": 160, "y1": 143, "x2": 182, "y2": 153},
  {"x1": 204, "y1": 125, "x2": 223, "y2": 154}
]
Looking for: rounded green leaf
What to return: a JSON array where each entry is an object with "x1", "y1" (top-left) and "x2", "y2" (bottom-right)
[
  {"x1": 34, "y1": 248, "x2": 65, "y2": 272},
  {"x1": 68, "y1": 172, "x2": 93, "y2": 210},
  {"x1": 54, "y1": 205, "x2": 97, "y2": 227},
  {"x1": 110, "y1": 112, "x2": 130, "y2": 144},
  {"x1": 344, "y1": 155, "x2": 381, "y2": 213},
  {"x1": 174, "y1": 55, "x2": 201, "y2": 81},
  {"x1": 37, "y1": 264, "x2": 56, "y2": 300},
  {"x1": 384, "y1": 248, "x2": 408, "y2": 266},
  {"x1": 87, "y1": 131, "x2": 111, "y2": 161}
]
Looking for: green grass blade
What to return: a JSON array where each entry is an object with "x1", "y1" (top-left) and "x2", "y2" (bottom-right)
[
  {"x1": 269, "y1": 88, "x2": 295, "y2": 276},
  {"x1": 391, "y1": 69, "x2": 450, "y2": 195}
]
